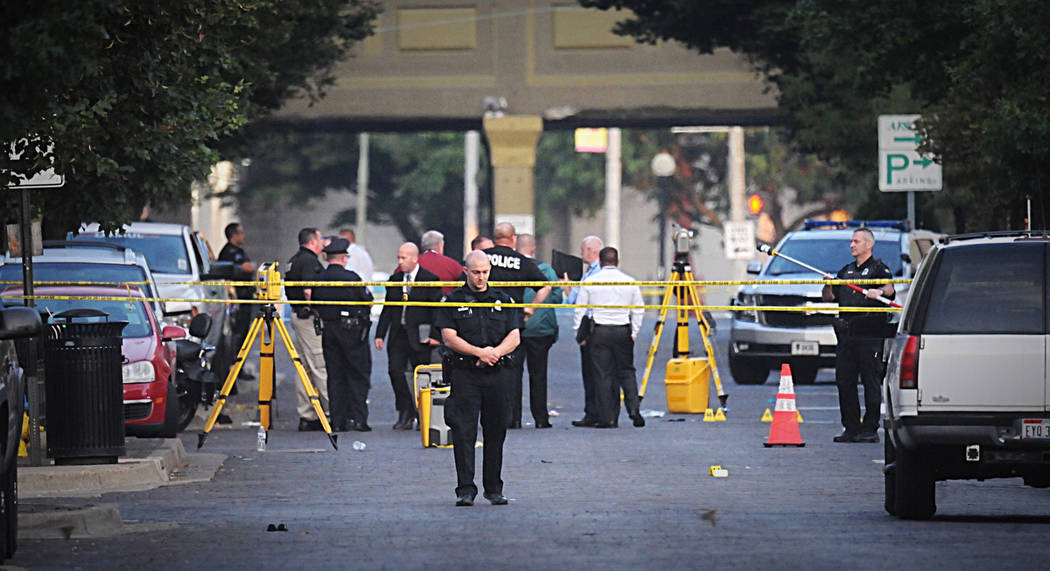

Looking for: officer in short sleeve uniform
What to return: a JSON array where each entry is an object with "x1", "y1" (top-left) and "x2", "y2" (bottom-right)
[
  {"x1": 285, "y1": 228, "x2": 329, "y2": 431},
  {"x1": 312, "y1": 238, "x2": 374, "y2": 432},
  {"x1": 433, "y1": 252, "x2": 523, "y2": 506}
]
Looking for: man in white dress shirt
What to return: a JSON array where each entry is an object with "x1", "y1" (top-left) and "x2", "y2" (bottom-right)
[{"x1": 572, "y1": 247, "x2": 645, "y2": 428}]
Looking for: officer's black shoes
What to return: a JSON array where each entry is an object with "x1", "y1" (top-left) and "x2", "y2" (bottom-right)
[
  {"x1": 507, "y1": 420, "x2": 522, "y2": 429},
  {"x1": 298, "y1": 418, "x2": 323, "y2": 432},
  {"x1": 630, "y1": 413, "x2": 646, "y2": 428},
  {"x1": 535, "y1": 421, "x2": 552, "y2": 429},
  {"x1": 353, "y1": 421, "x2": 372, "y2": 432},
  {"x1": 483, "y1": 493, "x2": 509, "y2": 505},
  {"x1": 833, "y1": 431, "x2": 858, "y2": 442},
  {"x1": 332, "y1": 420, "x2": 350, "y2": 432},
  {"x1": 593, "y1": 422, "x2": 617, "y2": 429},
  {"x1": 854, "y1": 431, "x2": 880, "y2": 443},
  {"x1": 455, "y1": 493, "x2": 475, "y2": 507},
  {"x1": 393, "y1": 411, "x2": 416, "y2": 430},
  {"x1": 571, "y1": 418, "x2": 598, "y2": 427}
]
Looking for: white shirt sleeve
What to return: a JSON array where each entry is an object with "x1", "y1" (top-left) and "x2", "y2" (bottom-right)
[{"x1": 573, "y1": 285, "x2": 589, "y2": 331}]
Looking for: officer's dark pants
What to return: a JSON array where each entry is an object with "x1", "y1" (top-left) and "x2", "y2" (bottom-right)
[
  {"x1": 502, "y1": 344, "x2": 527, "y2": 426},
  {"x1": 580, "y1": 344, "x2": 599, "y2": 422},
  {"x1": 835, "y1": 335, "x2": 883, "y2": 435},
  {"x1": 386, "y1": 325, "x2": 426, "y2": 415},
  {"x1": 521, "y1": 334, "x2": 555, "y2": 424},
  {"x1": 322, "y1": 324, "x2": 372, "y2": 427},
  {"x1": 445, "y1": 366, "x2": 507, "y2": 497},
  {"x1": 590, "y1": 325, "x2": 640, "y2": 425}
]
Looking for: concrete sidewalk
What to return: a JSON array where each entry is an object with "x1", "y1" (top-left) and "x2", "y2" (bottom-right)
[{"x1": 19, "y1": 437, "x2": 226, "y2": 539}]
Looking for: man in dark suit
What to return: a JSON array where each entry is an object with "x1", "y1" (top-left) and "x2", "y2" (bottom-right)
[{"x1": 374, "y1": 242, "x2": 442, "y2": 430}]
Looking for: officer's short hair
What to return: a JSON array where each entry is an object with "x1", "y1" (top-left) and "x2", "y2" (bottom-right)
[
  {"x1": 853, "y1": 228, "x2": 875, "y2": 244},
  {"x1": 224, "y1": 223, "x2": 241, "y2": 239},
  {"x1": 582, "y1": 235, "x2": 603, "y2": 250},
  {"x1": 599, "y1": 247, "x2": 619, "y2": 266},
  {"x1": 298, "y1": 227, "x2": 319, "y2": 246},
  {"x1": 421, "y1": 230, "x2": 443, "y2": 251}
]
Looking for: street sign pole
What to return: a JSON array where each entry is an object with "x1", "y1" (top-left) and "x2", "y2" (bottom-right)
[{"x1": 8, "y1": 142, "x2": 65, "y2": 467}]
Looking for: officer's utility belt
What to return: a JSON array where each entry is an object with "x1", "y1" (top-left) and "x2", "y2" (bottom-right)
[
  {"x1": 443, "y1": 351, "x2": 514, "y2": 370},
  {"x1": 324, "y1": 317, "x2": 367, "y2": 328}
]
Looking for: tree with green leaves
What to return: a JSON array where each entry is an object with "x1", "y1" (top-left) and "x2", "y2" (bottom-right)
[
  {"x1": 581, "y1": 0, "x2": 1050, "y2": 231},
  {"x1": 1, "y1": 1, "x2": 379, "y2": 236}
]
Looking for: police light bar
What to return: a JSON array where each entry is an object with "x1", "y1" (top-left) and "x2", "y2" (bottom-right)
[{"x1": 802, "y1": 219, "x2": 909, "y2": 231}]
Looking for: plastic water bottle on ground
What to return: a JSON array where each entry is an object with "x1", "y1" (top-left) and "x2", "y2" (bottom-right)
[
  {"x1": 257, "y1": 427, "x2": 267, "y2": 452},
  {"x1": 352, "y1": 440, "x2": 366, "y2": 451}
]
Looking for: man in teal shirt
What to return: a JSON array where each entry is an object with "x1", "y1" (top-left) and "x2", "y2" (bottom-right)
[{"x1": 513, "y1": 233, "x2": 563, "y2": 428}]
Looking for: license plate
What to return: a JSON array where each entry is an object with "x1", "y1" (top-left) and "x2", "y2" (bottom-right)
[
  {"x1": 1021, "y1": 419, "x2": 1050, "y2": 440},
  {"x1": 791, "y1": 340, "x2": 819, "y2": 356}
]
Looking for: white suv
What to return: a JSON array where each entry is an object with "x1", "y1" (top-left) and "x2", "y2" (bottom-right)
[{"x1": 883, "y1": 231, "x2": 1050, "y2": 519}]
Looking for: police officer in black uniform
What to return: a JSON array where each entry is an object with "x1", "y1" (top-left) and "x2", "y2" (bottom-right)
[
  {"x1": 482, "y1": 222, "x2": 550, "y2": 429},
  {"x1": 822, "y1": 227, "x2": 896, "y2": 443},
  {"x1": 285, "y1": 227, "x2": 329, "y2": 431},
  {"x1": 218, "y1": 222, "x2": 257, "y2": 381},
  {"x1": 434, "y1": 250, "x2": 523, "y2": 506},
  {"x1": 312, "y1": 238, "x2": 374, "y2": 432}
]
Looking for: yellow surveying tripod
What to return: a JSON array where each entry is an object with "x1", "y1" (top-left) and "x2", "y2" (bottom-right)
[
  {"x1": 640, "y1": 227, "x2": 729, "y2": 412},
  {"x1": 197, "y1": 262, "x2": 338, "y2": 450}
]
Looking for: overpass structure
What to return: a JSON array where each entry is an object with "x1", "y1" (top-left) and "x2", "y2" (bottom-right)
[{"x1": 270, "y1": 1, "x2": 778, "y2": 247}]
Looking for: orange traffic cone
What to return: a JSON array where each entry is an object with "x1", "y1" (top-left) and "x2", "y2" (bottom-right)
[{"x1": 764, "y1": 363, "x2": 805, "y2": 447}]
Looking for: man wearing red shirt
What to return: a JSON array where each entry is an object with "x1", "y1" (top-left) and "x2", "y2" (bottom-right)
[{"x1": 418, "y1": 230, "x2": 465, "y2": 295}]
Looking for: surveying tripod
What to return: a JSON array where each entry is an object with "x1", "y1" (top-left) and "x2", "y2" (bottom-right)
[
  {"x1": 198, "y1": 262, "x2": 338, "y2": 450},
  {"x1": 640, "y1": 231, "x2": 728, "y2": 411}
]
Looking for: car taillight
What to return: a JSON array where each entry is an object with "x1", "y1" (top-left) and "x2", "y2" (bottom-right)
[{"x1": 899, "y1": 335, "x2": 920, "y2": 389}]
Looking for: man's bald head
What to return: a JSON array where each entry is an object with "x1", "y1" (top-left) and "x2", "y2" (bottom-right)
[
  {"x1": 463, "y1": 250, "x2": 492, "y2": 292},
  {"x1": 493, "y1": 222, "x2": 516, "y2": 246},
  {"x1": 396, "y1": 242, "x2": 419, "y2": 273},
  {"x1": 516, "y1": 233, "x2": 536, "y2": 256}
]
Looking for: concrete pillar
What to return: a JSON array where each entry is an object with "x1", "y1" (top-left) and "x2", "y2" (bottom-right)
[{"x1": 482, "y1": 115, "x2": 543, "y2": 235}]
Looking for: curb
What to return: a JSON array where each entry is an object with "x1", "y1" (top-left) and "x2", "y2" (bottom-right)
[
  {"x1": 18, "y1": 438, "x2": 226, "y2": 539},
  {"x1": 21, "y1": 439, "x2": 186, "y2": 499}
]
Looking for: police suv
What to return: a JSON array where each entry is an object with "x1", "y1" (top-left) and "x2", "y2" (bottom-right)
[
  {"x1": 728, "y1": 220, "x2": 940, "y2": 385},
  {"x1": 883, "y1": 231, "x2": 1050, "y2": 519}
]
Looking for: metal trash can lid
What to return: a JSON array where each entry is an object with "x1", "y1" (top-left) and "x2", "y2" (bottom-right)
[{"x1": 46, "y1": 308, "x2": 127, "y2": 340}]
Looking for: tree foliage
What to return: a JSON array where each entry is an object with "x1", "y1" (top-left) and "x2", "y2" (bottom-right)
[
  {"x1": 581, "y1": 0, "x2": 1050, "y2": 231},
  {"x1": 1, "y1": 0, "x2": 379, "y2": 235},
  {"x1": 238, "y1": 130, "x2": 486, "y2": 257}
]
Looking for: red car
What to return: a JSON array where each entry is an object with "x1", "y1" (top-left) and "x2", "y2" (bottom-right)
[{"x1": 10, "y1": 286, "x2": 187, "y2": 437}]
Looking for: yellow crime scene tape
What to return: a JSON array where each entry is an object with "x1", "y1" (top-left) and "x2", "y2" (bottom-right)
[{"x1": 1, "y1": 277, "x2": 908, "y2": 313}]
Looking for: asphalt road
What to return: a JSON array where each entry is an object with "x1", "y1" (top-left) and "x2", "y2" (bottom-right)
[{"x1": 11, "y1": 312, "x2": 1050, "y2": 569}]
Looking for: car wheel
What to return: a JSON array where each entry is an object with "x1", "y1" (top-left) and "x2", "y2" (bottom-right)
[
  {"x1": 790, "y1": 358, "x2": 819, "y2": 385},
  {"x1": 894, "y1": 445, "x2": 936, "y2": 520},
  {"x1": 884, "y1": 436, "x2": 897, "y2": 516},
  {"x1": 173, "y1": 379, "x2": 200, "y2": 434},
  {"x1": 728, "y1": 353, "x2": 770, "y2": 385}
]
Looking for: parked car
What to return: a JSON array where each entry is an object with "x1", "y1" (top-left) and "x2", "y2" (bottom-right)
[
  {"x1": 73, "y1": 222, "x2": 234, "y2": 377},
  {"x1": 0, "y1": 240, "x2": 166, "y2": 321},
  {"x1": 0, "y1": 306, "x2": 42, "y2": 562},
  {"x1": 728, "y1": 220, "x2": 941, "y2": 385},
  {"x1": 3, "y1": 286, "x2": 187, "y2": 438},
  {"x1": 883, "y1": 231, "x2": 1050, "y2": 519}
]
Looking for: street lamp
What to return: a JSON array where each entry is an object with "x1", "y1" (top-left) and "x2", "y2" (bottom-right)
[{"x1": 650, "y1": 152, "x2": 676, "y2": 280}]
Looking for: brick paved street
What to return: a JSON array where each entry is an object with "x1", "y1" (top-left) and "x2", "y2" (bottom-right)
[{"x1": 11, "y1": 314, "x2": 1050, "y2": 569}]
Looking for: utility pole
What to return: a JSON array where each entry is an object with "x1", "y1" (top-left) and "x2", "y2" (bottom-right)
[
  {"x1": 356, "y1": 133, "x2": 369, "y2": 245},
  {"x1": 464, "y1": 130, "x2": 480, "y2": 257},
  {"x1": 604, "y1": 128, "x2": 622, "y2": 248}
]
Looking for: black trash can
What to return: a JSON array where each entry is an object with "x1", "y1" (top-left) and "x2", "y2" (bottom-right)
[{"x1": 44, "y1": 309, "x2": 127, "y2": 465}]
